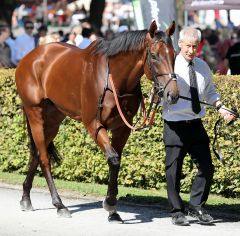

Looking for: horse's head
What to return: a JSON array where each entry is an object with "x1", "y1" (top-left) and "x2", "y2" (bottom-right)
[{"x1": 144, "y1": 21, "x2": 179, "y2": 104}]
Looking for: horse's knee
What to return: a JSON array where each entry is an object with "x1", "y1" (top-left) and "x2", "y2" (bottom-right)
[
  {"x1": 107, "y1": 156, "x2": 120, "y2": 168},
  {"x1": 106, "y1": 148, "x2": 120, "y2": 167}
]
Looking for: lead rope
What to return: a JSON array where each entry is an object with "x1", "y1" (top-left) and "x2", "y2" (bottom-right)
[
  {"x1": 179, "y1": 95, "x2": 239, "y2": 163},
  {"x1": 109, "y1": 74, "x2": 156, "y2": 131}
]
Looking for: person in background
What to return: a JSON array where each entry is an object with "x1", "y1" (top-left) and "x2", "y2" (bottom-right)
[
  {"x1": 196, "y1": 28, "x2": 215, "y2": 71},
  {"x1": 14, "y1": 20, "x2": 35, "y2": 65},
  {"x1": 77, "y1": 27, "x2": 93, "y2": 49},
  {"x1": 34, "y1": 24, "x2": 48, "y2": 46},
  {"x1": 71, "y1": 25, "x2": 83, "y2": 46},
  {"x1": 0, "y1": 23, "x2": 14, "y2": 68},
  {"x1": 162, "y1": 27, "x2": 235, "y2": 226},
  {"x1": 224, "y1": 28, "x2": 240, "y2": 75},
  {"x1": 38, "y1": 32, "x2": 61, "y2": 45},
  {"x1": 5, "y1": 30, "x2": 17, "y2": 67},
  {"x1": 215, "y1": 27, "x2": 233, "y2": 75},
  {"x1": 66, "y1": 31, "x2": 77, "y2": 45}
]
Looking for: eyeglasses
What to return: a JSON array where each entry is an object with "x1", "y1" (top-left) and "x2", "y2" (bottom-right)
[{"x1": 25, "y1": 26, "x2": 34, "y2": 30}]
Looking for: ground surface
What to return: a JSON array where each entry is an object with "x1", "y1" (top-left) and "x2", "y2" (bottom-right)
[{"x1": 0, "y1": 183, "x2": 239, "y2": 236}]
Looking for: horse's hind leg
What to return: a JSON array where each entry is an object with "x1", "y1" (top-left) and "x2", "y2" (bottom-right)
[
  {"x1": 23, "y1": 103, "x2": 70, "y2": 217},
  {"x1": 20, "y1": 119, "x2": 39, "y2": 211}
]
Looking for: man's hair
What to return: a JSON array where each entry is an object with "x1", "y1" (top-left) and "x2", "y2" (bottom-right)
[{"x1": 179, "y1": 27, "x2": 201, "y2": 42}]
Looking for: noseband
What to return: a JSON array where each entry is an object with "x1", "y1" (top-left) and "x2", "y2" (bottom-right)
[{"x1": 147, "y1": 47, "x2": 177, "y2": 98}]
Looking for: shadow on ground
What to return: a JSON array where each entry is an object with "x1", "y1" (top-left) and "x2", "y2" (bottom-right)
[{"x1": 63, "y1": 195, "x2": 240, "y2": 224}]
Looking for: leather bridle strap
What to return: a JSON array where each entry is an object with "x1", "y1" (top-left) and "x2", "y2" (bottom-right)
[
  {"x1": 109, "y1": 74, "x2": 155, "y2": 131},
  {"x1": 146, "y1": 48, "x2": 177, "y2": 98}
]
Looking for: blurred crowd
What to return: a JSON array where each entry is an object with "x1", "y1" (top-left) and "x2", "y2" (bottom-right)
[
  {"x1": 194, "y1": 26, "x2": 240, "y2": 75},
  {"x1": 0, "y1": 0, "x2": 240, "y2": 75},
  {"x1": 0, "y1": 0, "x2": 133, "y2": 68}
]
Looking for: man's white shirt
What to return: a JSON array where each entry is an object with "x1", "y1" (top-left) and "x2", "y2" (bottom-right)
[{"x1": 162, "y1": 54, "x2": 220, "y2": 121}]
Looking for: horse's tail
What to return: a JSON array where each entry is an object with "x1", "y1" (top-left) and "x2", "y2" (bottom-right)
[
  {"x1": 23, "y1": 109, "x2": 61, "y2": 165},
  {"x1": 47, "y1": 142, "x2": 61, "y2": 165}
]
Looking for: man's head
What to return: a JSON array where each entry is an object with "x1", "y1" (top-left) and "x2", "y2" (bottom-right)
[
  {"x1": 24, "y1": 20, "x2": 34, "y2": 35},
  {"x1": 0, "y1": 23, "x2": 10, "y2": 42},
  {"x1": 178, "y1": 27, "x2": 201, "y2": 62}
]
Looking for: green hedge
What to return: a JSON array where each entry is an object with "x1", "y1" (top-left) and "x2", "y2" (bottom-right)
[{"x1": 0, "y1": 69, "x2": 239, "y2": 197}]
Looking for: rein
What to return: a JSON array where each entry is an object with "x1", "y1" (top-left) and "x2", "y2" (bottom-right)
[
  {"x1": 109, "y1": 74, "x2": 154, "y2": 131},
  {"x1": 179, "y1": 95, "x2": 239, "y2": 164},
  {"x1": 96, "y1": 46, "x2": 178, "y2": 133},
  {"x1": 108, "y1": 47, "x2": 178, "y2": 131}
]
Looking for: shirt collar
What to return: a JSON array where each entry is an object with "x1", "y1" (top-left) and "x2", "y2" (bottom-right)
[{"x1": 178, "y1": 53, "x2": 196, "y2": 67}]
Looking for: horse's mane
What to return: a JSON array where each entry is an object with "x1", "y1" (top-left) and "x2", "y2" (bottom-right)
[
  {"x1": 94, "y1": 30, "x2": 148, "y2": 56},
  {"x1": 93, "y1": 30, "x2": 170, "y2": 56}
]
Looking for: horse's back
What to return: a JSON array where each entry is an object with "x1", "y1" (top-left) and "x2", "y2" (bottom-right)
[
  {"x1": 15, "y1": 42, "x2": 106, "y2": 120},
  {"x1": 15, "y1": 43, "x2": 74, "y2": 105}
]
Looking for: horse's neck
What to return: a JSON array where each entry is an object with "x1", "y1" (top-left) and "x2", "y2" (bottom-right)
[{"x1": 110, "y1": 51, "x2": 144, "y2": 93}]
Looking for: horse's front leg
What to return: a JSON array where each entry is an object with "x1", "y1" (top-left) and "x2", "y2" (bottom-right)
[
  {"x1": 88, "y1": 121, "x2": 131, "y2": 223},
  {"x1": 106, "y1": 125, "x2": 131, "y2": 223}
]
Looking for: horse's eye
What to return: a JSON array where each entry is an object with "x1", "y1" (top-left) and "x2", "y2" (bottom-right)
[{"x1": 151, "y1": 53, "x2": 159, "y2": 61}]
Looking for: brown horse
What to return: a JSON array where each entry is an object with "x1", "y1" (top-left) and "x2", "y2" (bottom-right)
[{"x1": 15, "y1": 21, "x2": 178, "y2": 221}]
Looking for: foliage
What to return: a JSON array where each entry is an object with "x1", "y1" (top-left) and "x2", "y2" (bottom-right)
[{"x1": 0, "y1": 69, "x2": 239, "y2": 197}]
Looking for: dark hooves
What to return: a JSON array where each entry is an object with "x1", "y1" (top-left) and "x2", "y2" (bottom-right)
[
  {"x1": 57, "y1": 207, "x2": 72, "y2": 218},
  {"x1": 20, "y1": 199, "x2": 33, "y2": 211},
  {"x1": 108, "y1": 212, "x2": 123, "y2": 224}
]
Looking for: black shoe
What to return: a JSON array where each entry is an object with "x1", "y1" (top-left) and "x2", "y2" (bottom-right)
[
  {"x1": 172, "y1": 213, "x2": 190, "y2": 226},
  {"x1": 188, "y1": 208, "x2": 213, "y2": 224}
]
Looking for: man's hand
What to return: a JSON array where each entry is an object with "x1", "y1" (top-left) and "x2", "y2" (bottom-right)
[{"x1": 219, "y1": 106, "x2": 237, "y2": 123}]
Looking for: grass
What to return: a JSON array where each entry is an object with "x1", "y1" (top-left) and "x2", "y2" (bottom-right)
[{"x1": 0, "y1": 171, "x2": 240, "y2": 217}]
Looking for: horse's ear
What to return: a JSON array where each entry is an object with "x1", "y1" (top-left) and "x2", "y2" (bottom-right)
[
  {"x1": 166, "y1": 21, "x2": 175, "y2": 37},
  {"x1": 148, "y1": 20, "x2": 157, "y2": 38}
]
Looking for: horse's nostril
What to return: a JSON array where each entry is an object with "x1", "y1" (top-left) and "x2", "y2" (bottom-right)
[{"x1": 167, "y1": 91, "x2": 179, "y2": 104}]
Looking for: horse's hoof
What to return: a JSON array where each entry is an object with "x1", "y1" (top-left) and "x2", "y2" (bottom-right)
[
  {"x1": 108, "y1": 212, "x2": 123, "y2": 224},
  {"x1": 57, "y1": 208, "x2": 72, "y2": 218},
  {"x1": 20, "y1": 199, "x2": 33, "y2": 211},
  {"x1": 102, "y1": 199, "x2": 117, "y2": 212}
]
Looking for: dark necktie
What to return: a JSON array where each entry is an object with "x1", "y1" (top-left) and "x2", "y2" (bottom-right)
[{"x1": 189, "y1": 61, "x2": 201, "y2": 114}]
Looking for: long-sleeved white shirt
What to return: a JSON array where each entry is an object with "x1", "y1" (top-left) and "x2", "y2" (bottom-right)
[{"x1": 162, "y1": 54, "x2": 220, "y2": 121}]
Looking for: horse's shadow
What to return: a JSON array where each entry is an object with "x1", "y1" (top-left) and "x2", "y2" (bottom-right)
[
  {"x1": 66, "y1": 199, "x2": 168, "y2": 224},
  {"x1": 65, "y1": 196, "x2": 240, "y2": 225}
]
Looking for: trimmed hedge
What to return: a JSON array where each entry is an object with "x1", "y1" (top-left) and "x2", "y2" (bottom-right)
[{"x1": 0, "y1": 69, "x2": 239, "y2": 197}]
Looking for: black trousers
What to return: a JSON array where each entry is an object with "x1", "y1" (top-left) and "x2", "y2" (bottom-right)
[{"x1": 163, "y1": 119, "x2": 214, "y2": 215}]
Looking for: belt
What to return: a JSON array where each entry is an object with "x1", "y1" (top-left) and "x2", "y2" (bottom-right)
[{"x1": 164, "y1": 119, "x2": 201, "y2": 125}]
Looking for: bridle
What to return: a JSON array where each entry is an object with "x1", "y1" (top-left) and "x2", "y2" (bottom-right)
[
  {"x1": 95, "y1": 38, "x2": 178, "y2": 136},
  {"x1": 146, "y1": 43, "x2": 177, "y2": 99}
]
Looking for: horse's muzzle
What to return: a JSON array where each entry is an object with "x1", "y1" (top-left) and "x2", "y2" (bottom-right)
[{"x1": 167, "y1": 91, "x2": 179, "y2": 104}]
